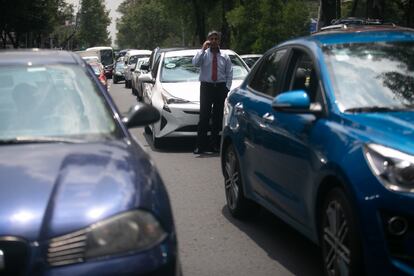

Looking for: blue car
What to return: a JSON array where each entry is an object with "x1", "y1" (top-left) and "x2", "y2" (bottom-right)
[
  {"x1": 221, "y1": 22, "x2": 414, "y2": 275},
  {"x1": 0, "y1": 50, "x2": 179, "y2": 275}
]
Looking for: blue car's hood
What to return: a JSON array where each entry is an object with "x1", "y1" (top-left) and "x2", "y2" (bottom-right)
[
  {"x1": 0, "y1": 141, "x2": 160, "y2": 241},
  {"x1": 346, "y1": 111, "x2": 414, "y2": 154}
]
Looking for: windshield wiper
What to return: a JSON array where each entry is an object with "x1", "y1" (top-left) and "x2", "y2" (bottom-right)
[
  {"x1": 0, "y1": 136, "x2": 84, "y2": 145},
  {"x1": 344, "y1": 106, "x2": 408, "y2": 113}
]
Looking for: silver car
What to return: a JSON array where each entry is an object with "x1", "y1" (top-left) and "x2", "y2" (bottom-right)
[
  {"x1": 123, "y1": 49, "x2": 151, "y2": 88},
  {"x1": 139, "y1": 48, "x2": 249, "y2": 148},
  {"x1": 131, "y1": 57, "x2": 150, "y2": 99}
]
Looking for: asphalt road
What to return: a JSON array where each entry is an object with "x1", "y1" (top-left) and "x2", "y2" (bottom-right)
[{"x1": 108, "y1": 80, "x2": 323, "y2": 276}]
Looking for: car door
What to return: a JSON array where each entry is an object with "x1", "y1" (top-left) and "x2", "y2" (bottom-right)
[
  {"x1": 248, "y1": 47, "x2": 324, "y2": 226},
  {"x1": 236, "y1": 48, "x2": 290, "y2": 206},
  {"x1": 142, "y1": 56, "x2": 162, "y2": 105}
]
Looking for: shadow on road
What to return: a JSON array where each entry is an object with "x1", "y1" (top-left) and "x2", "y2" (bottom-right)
[
  {"x1": 142, "y1": 132, "x2": 196, "y2": 153},
  {"x1": 221, "y1": 205, "x2": 323, "y2": 276}
]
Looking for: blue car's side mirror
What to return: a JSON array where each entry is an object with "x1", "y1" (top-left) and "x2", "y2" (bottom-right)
[{"x1": 272, "y1": 90, "x2": 321, "y2": 114}]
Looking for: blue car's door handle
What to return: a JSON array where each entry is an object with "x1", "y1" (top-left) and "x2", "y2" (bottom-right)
[
  {"x1": 234, "y1": 102, "x2": 244, "y2": 114},
  {"x1": 262, "y1": 112, "x2": 274, "y2": 123}
]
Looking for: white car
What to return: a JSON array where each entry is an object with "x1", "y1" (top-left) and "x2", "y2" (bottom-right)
[
  {"x1": 131, "y1": 57, "x2": 150, "y2": 99},
  {"x1": 139, "y1": 48, "x2": 249, "y2": 148},
  {"x1": 240, "y1": 54, "x2": 262, "y2": 68},
  {"x1": 123, "y1": 49, "x2": 151, "y2": 88}
]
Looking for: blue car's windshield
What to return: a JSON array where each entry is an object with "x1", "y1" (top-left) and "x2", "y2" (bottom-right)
[
  {"x1": 323, "y1": 41, "x2": 414, "y2": 112},
  {"x1": 0, "y1": 64, "x2": 118, "y2": 141}
]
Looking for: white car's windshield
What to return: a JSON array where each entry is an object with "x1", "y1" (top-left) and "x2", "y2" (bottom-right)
[
  {"x1": 161, "y1": 54, "x2": 249, "y2": 83},
  {"x1": 0, "y1": 64, "x2": 117, "y2": 140},
  {"x1": 323, "y1": 41, "x2": 414, "y2": 112}
]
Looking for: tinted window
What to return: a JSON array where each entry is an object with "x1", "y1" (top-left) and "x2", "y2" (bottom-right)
[
  {"x1": 284, "y1": 50, "x2": 320, "y2": 103},
  {"x1": 323, "y1": 41, "x2": 414, "y2": 111},
  {"x1": 100, "y1": 49, "x2": 113, "y2": 66},
  {"x1": 249, "y1": 49, "x2": 287, "y2": 97},
  {"x1": 129, "y1": 54, "x2": 150, "y2": 65}
]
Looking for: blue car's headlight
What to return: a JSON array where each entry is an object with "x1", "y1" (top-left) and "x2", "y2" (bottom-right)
[
  {"x1": 364, "y1": 143, "x2": 414, "y2": 193},
  {"x1": 48, "y1": 210, "x2": 167, "y2": 266}
]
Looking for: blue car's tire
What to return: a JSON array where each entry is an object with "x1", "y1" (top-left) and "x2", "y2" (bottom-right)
[
  {"x1": 223, "y1": 144, "x2": 259, "y2": 219},
  {"x1": 320, "y1": 187, "x2": 363, "y2": 276}
]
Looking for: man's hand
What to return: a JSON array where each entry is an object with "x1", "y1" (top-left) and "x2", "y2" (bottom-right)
[{"x1": 202, "y1": 40, "x2": 211, "y2": 50}]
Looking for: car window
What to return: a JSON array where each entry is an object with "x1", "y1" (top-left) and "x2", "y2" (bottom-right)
[
  {"x1": 0, "y1": 64, "x2": 117, "y2": 140},
  {"x1": 248, "y1": 49, "x2": 288, "y2": 97},
  {"x1": 284, "y1": 50, "x2": 321, "y2": 103},
  {"x1": 161, "y1": 55, "x2": 200, "y2": 82},
  {"x1": 229, "y1": 55, "x2": 249, "y2": 80}
]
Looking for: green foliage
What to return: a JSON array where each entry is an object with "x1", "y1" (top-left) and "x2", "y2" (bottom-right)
[
  {"x1": 116, "y1": 0, "x2": 174, "y2": 49},
  {"x1": 227, "y1": 0, "x2": 310, "y2": 54},
  {"x1": 77, "y1": 0, "x2": 111, "y2": 48}
]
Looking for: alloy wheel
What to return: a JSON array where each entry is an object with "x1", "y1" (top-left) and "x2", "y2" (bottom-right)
[
  {"x1": 224, "y1": 147, "x2": 240, "y2": 211},
  {"x1": 322, "y1": 199, "x2": 351, "y2": 276}
]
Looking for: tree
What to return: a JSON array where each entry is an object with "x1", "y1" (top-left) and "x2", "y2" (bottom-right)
[
  {"x1": 1, "y1": 0, "x2": 63, "y2": 48},
  {"x1": 116, "y1": 0, "x2": 172, "y2": 49},
  {"x1": 227, "y1": 0, "x2": 310, "y2": 54},
  {"x1": 77, "y1": 0, "x2": 111, "y2": 48}
]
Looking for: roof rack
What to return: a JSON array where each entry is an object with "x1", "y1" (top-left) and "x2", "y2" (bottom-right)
[{"x1": 319, "y1": 17, "x2": 396, "y2": 32}]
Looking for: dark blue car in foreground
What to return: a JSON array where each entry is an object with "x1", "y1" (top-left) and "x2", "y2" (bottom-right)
[
  {"x1": 221, "y1": 22, "x2": 414, "y2": 275},
  {"x1": 0, "y1": 50, "x2": 179, "y2": 275}
]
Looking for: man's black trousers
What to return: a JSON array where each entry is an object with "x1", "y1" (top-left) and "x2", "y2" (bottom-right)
[{"x1": 196, "y1": 82, "x2": 228, "y2": 150}]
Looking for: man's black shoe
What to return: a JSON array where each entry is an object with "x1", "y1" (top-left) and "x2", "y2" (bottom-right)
[{"x1": 193, "y1": 147, "x2": 205, "y2": 154}]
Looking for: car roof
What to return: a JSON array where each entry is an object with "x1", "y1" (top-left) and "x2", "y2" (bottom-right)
[
  {"x1": 277, "y1": 25, "x2": 414, "y2": 48},
  {"x1": 126, "y1": 49, "x2": 152, "y2": 56},
  {"x1": 0, "y1": 49, "x2": 81, "y2": 66},
  {"x1": 240, "y1": 54, "x2": 262, "y2": 58}
]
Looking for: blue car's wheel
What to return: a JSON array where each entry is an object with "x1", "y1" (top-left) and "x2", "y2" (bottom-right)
[
  {"x1": 320, "y1": 188, "x2": 363, "y2": 276},
  {"x1": 223, "y1": 144, "x2": 258, "y2": 219}
]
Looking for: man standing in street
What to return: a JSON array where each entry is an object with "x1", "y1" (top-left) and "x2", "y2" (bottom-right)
[{"x1": 192, "y1": 30, "x2": 233, "y2": 154}]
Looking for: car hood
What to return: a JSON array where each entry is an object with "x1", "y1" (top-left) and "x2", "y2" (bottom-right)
[
  {"x1": 0, "y1": 141, "x2": 165, "y2": 241},
  {"x1": 346, "y1": 111, "x2": 414, "y2": 154},
  {"x1": 161, "y1": 80, "x2": 244, "y2": 102}
]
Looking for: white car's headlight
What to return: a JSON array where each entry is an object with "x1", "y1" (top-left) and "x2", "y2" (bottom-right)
[
  {"x1": 48, "y1": 210, "x2": 167, "y2": 266},
  {"x1": 161, "y1": 90, "x2": 190, "y2": 104},
  {"x1": 364, "y1": 143, "x2": 414, "y2": 193}
]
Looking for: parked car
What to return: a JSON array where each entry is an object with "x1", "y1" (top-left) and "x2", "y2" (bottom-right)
[
  {"x1": 112, "y1": 60, "x2": 125, "y2": 84},
  {"x1": 123, "y1": 50, "x2": 151, "y2": 88},
  {"x1": 0, "y1": 49, "x2": 180, "y2": 275},
  {"x1": 139, "y1": 48, "x2": 249, "y2": 148},
  {"x1": 134, "y1": 47, "x2": 187, "y2": 104},
  {"x1": 240, "y1": 54, "x2": 262, "y2": 68},
  {"x1": 221, "y1": 22, "x2": 414, "y2": 276},
  {"x1": 131, "y1": 57, "x2": 150, "y2": 99},
  {"x1": 88, "y1": 61, "x2": 108, "y2": 90}
]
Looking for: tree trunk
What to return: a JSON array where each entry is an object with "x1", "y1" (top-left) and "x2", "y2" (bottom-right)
[
  {"x1": 318, "y1": 0, "x2": 340, "y2": 29},
  {"x1": 408, "y1": 0, "x2": 414, "y2": 27},
  {"x1": 366, "y1": 0, "x2": 384, "y2": 20},
  {"x1": 191, "y1": 0, "x2": 206, "y2": 45},
  {"x1": 7, "y1": 31, "x2": 18, "y2": 48},
  {"x1": 351, "y1": 0, "x2": 359, "y2": 17},
  {"x1": 220, "y1": 0, "x2": 233, "y2": 48}
]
